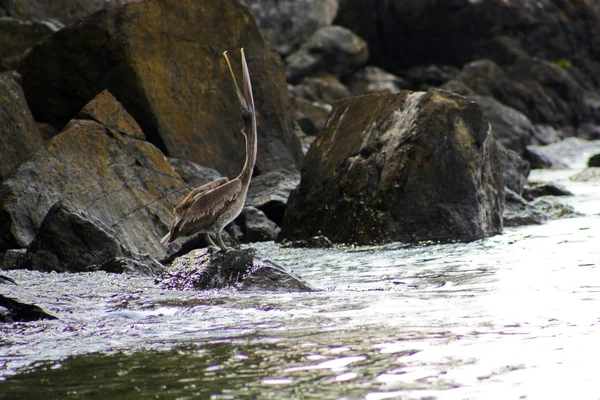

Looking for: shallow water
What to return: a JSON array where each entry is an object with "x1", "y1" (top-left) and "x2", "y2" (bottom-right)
[{"x1": 1, "y1": 142, "x2": 599, "y2": 399}]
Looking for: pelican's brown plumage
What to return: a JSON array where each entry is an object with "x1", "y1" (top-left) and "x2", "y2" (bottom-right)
[{"x1": 161, "y1": 48, "x2": 257, "y2": 250}]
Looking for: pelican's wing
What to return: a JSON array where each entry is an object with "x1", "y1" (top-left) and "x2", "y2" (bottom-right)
[
  {"x1": 180, "y1": 178, "x2": 242, "y2": 226},
  {"x1": 162, "y1": 178, "x2": 242, "y2": 243},
  {"x1": 174, "y1": 177, "x2": 229, "y2": 214}
]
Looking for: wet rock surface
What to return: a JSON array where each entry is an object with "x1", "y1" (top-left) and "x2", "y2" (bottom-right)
[
  {"x1": 280, "y1": 89, "x2": 504, "y2": 245},
  {"x1": 16, "y1": 0, "x2": 301, "y2": 178},
  {"x1": 156, "y1": 248, "x2": 314, "y2": 292},
  {"x1": 21, "y1": 201, "x2": 163, "y2": 275}
]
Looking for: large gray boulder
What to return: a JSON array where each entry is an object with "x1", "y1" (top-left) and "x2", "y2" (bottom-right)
[
  {"x1": 0, "y1": 90, "x2": 187, "y2": 261},
  {"x1": 280, "y1": 89, "x2": 504, "y2": 245}
]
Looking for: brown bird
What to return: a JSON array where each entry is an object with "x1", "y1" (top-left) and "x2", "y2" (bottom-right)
[{"x1": 161, "y1": 48, "x2": 257, "y2": 250}]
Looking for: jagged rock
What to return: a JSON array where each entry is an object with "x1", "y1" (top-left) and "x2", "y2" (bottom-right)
[
  {"x1": 246, "y1": 169, "x2": 300, "y2": 225},
  {"x1": 0, "y1": 71, "x2": 44, "y2": 180},
  {"x1": 0, "y1": 90, "x2": 187, "y2": 261},
  {"x1": 0, "y1": 0, "x2": 136, "y2": 26},
  {"x1": 0, "y1": 249, "x2": 26, "y2": 270},
  {"x1": 499, "y1": 145, "x2": 530, "y2": 195},
  {"x1": 156, "y1": 248, "x2": 314, "y2": 292},
  {"x1": 523, "y1": 182, "x2": 572, "y2": 201},
  {"x1": 0, "y1": 294, "x2": 57, "y2": 323},
  {"x1": 286, "y1": 25, "x2": 369, "y2": 84},
  {"x1": 244, "y1": 0, "x2": 339, "y2": 56},
  {"x1": 470, "y1": 95, "x2": 535, "y2": 156},
  {"x1": 166, "y1": 158, "x2": 222, "y2": 189},
  {"x1": 239, "y1": 206, "x2": 280, "y2": 242},
  {"x1": 0, "y1": 17, "x2": 60, "y2": 60},
  {"x1": 21, "y1": 201, "x2": 162, "y2": 274},
  {"x1": 503, "y1": 188, "x2": 546, "y2": 227},
  {"x1": 588, "y1": 153, "x2": 600, "y2": 167},
  {"x1": 503, "y1": 188, "x2": 580, "y2": 227},
  {"x1": 17, "y1": 0, "x2": 301, "y2": 178},
  {"x1": 346, "y1": 66, "x2": 406, "y2": 95},
  {"x1": 280, "y1": 89, "x2": 504, "y2": 245}
]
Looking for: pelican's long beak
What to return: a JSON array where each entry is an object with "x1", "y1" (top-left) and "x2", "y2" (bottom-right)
[{"x1": 223, "y1": 48, "x2": 255, "y2": 116}]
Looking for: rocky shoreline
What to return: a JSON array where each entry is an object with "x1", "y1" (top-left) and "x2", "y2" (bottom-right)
[{"x1": 1, "y1": 0, "x2": 600, "y2": 313}]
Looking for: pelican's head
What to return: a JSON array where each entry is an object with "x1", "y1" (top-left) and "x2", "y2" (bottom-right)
[{"x1": 223, "y1": 48, "x2": 255, "y2": 122}]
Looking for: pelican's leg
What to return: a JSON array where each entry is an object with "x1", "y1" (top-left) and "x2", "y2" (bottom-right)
[
  {"x1": 205, "y1": 233, "x2": 219, "y2": 250},
  {"x1": 216, "y1": 230, "x2": 229, "y2": 251}
]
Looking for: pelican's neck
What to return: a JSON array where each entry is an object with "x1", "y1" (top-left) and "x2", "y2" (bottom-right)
[{"x1": 239, "y1": 115, "x2": 257, "y2": 185}]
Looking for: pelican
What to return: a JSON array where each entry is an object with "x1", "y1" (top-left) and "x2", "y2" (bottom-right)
[{"x1": 161, "y1": 48, "x2": 257, "y2": 250}]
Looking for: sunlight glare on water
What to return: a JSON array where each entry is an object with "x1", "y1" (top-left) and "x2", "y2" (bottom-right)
[{"x1": 1, "y1": 149, "x2": 599, "y2": 398}]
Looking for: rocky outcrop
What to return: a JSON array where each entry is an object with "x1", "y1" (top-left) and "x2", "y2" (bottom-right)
[
  {"x1": 17, "y1": 0, "x2": 301, "y2": 178},
  {"x1": 280, "y1": 89, "x2": 504, "y2": 245},
  {"x1": 0, "y1": 90, "x2": 187, "y2": 261},
  {"x1": 0, "y1": 71, "x2": 44, "y2": 179},
  {"x1": 286, "y1": 26, "x2": 369, "y2": 84},
  {"x1": 244, "y1": 0, "x2": 339, "y2": 56},
  {"x1": 156, "y1": 248, "x2": 314, "y2": 292},
  {"x1": 336, "y1": 1, "x2": 600, "y2": 145}
]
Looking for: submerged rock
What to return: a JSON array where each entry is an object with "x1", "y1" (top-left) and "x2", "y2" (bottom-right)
[
  {"x1": 503, "y1": 188, "x2": 580, "y2": 227},
  {"x1": 17, "y1": 0, "x2": 301, "y2": 178},
  {"x1": 280, "y1": 89, "x2": 504, "y2": 245},
  {"x1": 156, "y1": 248, "x2": 314, "y2": 292},
  {"x1": 0, "y1": 90, "x2": 186, "y2": 261},
  {"x1": 0, "y1": 294, "x2": 57, "y2": 323},
  {"x1": 522, "y1": 182, "x2": 572, "y2": 201}
]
